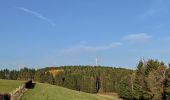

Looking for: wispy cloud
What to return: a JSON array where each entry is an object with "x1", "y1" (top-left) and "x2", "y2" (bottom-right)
[
  {"x1": 61, "y1": 33, "x2": 152, "y2": 54},
  {"x1": 122, "y1": 33, "x2": 152, "y2": 43},
  {"x1": 159, "y1": 37, "x2": 170, "y2": 41},
  {"x1": 79, "y1": 40, "x2": 96, "y2": 44},
  {"x1": 142, "y1": 8, "x2": 157, "y2": 17},
  {"x1": 16, "y1": 7, "x2": 56, "y2": 26},
  {"x1": 62, "y1": 42, "x2": 123, "y2": 54},
  {"x1": 140, "y1": 0, "x2": 167, "y2": 18},
  {"x1": 166, "y1": 37, "x2": 170, "y2": 40}
]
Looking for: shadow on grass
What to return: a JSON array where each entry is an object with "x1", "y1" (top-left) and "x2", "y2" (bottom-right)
[
  {"x1": 0, "y1": 93, "x2": 10, "y2": 100},
  {"x1": 25, "y1": 83, "x2": 36, "y2": 89}
]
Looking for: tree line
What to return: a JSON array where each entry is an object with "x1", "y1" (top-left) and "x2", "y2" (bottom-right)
[
  {"x1": 0, "y1": 66, "x2": 132, "y2": 93},
  {"x1": 1, "y1": 59, "x2": 170, "y2": 100},
  {"x1": 117, "y1": 59, "x2": 170, "y2": 100}
]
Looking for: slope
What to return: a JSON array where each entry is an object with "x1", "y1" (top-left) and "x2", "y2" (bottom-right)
[
  {"x1": 0, "y1": 79, "x2": 23, "y2": 93},
  {"x1": 21, "y1": 83, "x2": 120, "y2": 100}
]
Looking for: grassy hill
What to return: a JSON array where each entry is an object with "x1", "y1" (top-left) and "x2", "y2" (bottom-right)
[
  {"x1": 0, "y1": 79, "x2": 120, "y2": 100},
  {"x1": 0, "y1": 79, "x2": 23, "y2": 93},
  {"x1": 21, "y1": 83, "x2": 120, "y2": 100}
]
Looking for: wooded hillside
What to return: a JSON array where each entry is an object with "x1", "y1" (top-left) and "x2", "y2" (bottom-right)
[
  {"x1": 0, "y1": 66, "x2": 132, "y2": 93},
  {"x1": 2, "y1": 59, "x2": 170, "y2": 100}
]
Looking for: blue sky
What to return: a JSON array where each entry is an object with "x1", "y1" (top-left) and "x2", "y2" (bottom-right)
[{"x1": 0, "y1": 0, "x2": 170, "y2": 69}]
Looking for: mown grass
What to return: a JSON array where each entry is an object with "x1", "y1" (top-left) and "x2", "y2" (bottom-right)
[
  {"x1": 0, "y1": 79, "x2": 23, "y2": 93},
  {"x1": 0, "y1": 79, "x2": 120, "y2": 100},
  {"x1": 21, "y1": 83, "x2": 119, "y2": 100}
]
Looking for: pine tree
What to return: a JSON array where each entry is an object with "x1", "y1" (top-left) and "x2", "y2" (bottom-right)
[
  {"x1": 147, "y1": 65, "x2": 166, "y2": 100},
  {"x1": 165, "y1": 65, "x2": 170, "y2": 100},
  {"x1": 134, "y1": 60, "x2": 150, "y2": 99},
  {"x1": 117, "y1": 75, "x2": 134, "y2": 99}
]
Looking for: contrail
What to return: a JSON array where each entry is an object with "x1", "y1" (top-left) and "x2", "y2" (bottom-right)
[{"x1": 17, "y1": 7, "x2": 56, "y2": 26}]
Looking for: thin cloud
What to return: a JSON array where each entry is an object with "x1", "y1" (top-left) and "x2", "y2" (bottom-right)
[
  {"x1": 16, "y1": 7, "x2": 56, "y2": 26},
  {"x1": 140, "y1": 0, "x2": 168, "y2": 18},
  {"x1": 62, "y1": 42, "x2": 123, "y2": 54},
  {"x1": 122, "y1": 33, "x2": 152, "y2": 43},
  {"x1": 79, "y1": 40, "x2": 96, "y2": 44},
  {"x1": 166, "y1": 37, "x2": 170, "y2": 40},
  {"x1": 159, "y1": 37, "x2": 170, "y2": 41},
  {"x1": 142, "y1": 8, "x2": 157, "y2": 17}
]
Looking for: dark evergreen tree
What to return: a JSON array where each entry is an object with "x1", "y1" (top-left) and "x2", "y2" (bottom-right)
[
  {"x1": 165, "y1": 66, "x2": 170, "y2": 100},
  {"x1": 117, "y1": 75, "x2": 134, "y2": 99}
]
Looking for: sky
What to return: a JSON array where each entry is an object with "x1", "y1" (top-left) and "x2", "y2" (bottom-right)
[{"x1": 0, "y1": 0, "x2": 170, "y2": 69}]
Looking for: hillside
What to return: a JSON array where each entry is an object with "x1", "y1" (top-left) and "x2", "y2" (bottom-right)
[
  {"x1": 0, "y1": 66, "x2": 132, "y2": 94},
  {"x1": 0, "y1": 79, "x2": 23, "y2": 93},
  {"x1": 21, "y1": 83, "x2": 120, "y2": 100}
]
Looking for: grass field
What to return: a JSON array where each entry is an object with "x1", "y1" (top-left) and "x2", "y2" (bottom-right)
[
  {"x1": 0, "y1": 79, "x2": 23, "y2": 93},
  {"x1": 0, "y1": 79, "x2": 120, "y2": 100},
  {"x1": 97, "y1": 93, "x2": 121, "y2": 100},
  {"x1": 21, "y1": 83, "x2": 120, "y2": 100}
]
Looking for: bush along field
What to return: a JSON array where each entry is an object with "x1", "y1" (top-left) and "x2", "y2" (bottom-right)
[
  {"x1": 0, "y1": 79, "x2": 34, "y2": 100},
  {"x1": 0, "y1": 79, "x2": 23, "y2": 100}
]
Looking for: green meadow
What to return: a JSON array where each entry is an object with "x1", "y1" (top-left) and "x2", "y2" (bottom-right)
[
  {"x1": 21, "y1": 83, "x2": 119, "y2": 100},
  {"x1": 0, "y1": 79, "x2": 23, "y2": 93}
]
